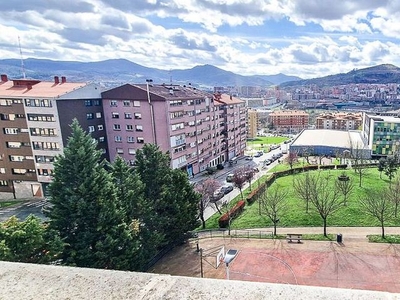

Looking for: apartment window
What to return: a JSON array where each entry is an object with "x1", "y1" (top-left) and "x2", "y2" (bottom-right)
[
  {"x1": 171, "y1": 123, "x2": 184, "y2": 131},
  {"x1": 126, "y1": 124, "x2": 133, "y2": 131},
  {"x1": 0, "y1": 168, "x2": 5, "y2": 174},
  {"x1": 88, "y1": 126, "x2": 95, "y2": 133},
  {"x1": 35, "y1": 155, "x2": 54, "y2": 163},
  {"x1": 128, "y1": 148, "x2": 136, "y2": 155},
  {"x1": 116, "y1": 148, "x2": 123, "y2": 154},
  {"x1": 115, "y1": 136, "x2": 122, "y2": 142},
  {"x1": 93, "y1": 100, "x2": 101, "y2": 106},
  {"x1": 96, "y1": 112, "x2": 102, "y2": 118},
  {"x1": 134, "y1": 113, "x2": 142, "y2": 119},
  {"x1": 112, "y1": 112, "x2": 119, "y2": 119},
  {"x1": 137, "y1": 137, "x2": 144, "y2": 143},
  {"x1": 125, "y1": 113, "x2": 132, "y2": 119},
  {"x1": 113, "y1": 124, "x2": 121, "y2": 130},
  {"x1": 25, "y1": 99, "x2": 52, "y2": 107},
  {"x1": 0, "y1": 180, "x2": 8, "y2": 186},
  {"x1": 133, "y1": 101, "x2": 140, "y2": 107},
  {"x1": 9, "y1": 155, "x2": 24, "y2": 162},
  {"x1": 4, "y1": 128, "x2": 18, "y2": 134},
  {"x1": 30, "y1": 128, "x2": 57, "y2": 136},
  {"x1": 12, "y1": 168, "x2": 27, "y2": 175},
  {"x1": 33, "y1": 142, "x2": 60, "y2": 150},
  {"x1": 99, "y1": 136, "x2": 105, "y2": 142},
  {"x1": 86, "y1": 113, "x2": 94, "y2": 119},
  {"x1": 85, "y1": 100, "x2": 92, "y2": 106},
  {"x1": 97, "y1": 124, "x2": 104, "y2": 131},
  {"x1": 127, "y1": 136, "x2": 135, "y2": 143},
  {"x1": 6, "y1": 142, "x2": 21, "y2": 148},
  {"x1": 0, "y1": 99, "x2": 12, "y2": 106},
  {"x1": 135, "y1": 125, "x2": 143, "y2": 131},
  {"x1": 110, "y1": 100, "x2": 117, "y2": 107},
  {"x1": 27, "y1": 114, "x2": 55, "y2": 122},
  {"x1": 170, "y1": 111, "x2": 184, "y2": 119},
  {"x1": 123, "y1": 100, "x2": 130, "y2": 107}
]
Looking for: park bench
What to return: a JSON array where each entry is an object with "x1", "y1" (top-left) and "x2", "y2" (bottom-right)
[{"x1": 286, "y1": 234, "x2": 302, "y2": 243}]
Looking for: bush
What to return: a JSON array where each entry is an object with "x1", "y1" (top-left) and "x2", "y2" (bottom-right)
[
  {"x1": 218, "y1": 200, "x2": 246, "y2": 228},
  {"x1": 206, "y1": 167, "x2": 217, "y2": 174}
]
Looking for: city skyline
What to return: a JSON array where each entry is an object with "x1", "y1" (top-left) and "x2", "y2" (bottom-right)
[{"x1": 1, "y1": 1, "x2": 400, "y2": 79}]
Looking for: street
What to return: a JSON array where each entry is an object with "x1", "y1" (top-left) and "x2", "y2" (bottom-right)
[{"x1": 0, "y1": 198, "x2": 48, "y2": 222}]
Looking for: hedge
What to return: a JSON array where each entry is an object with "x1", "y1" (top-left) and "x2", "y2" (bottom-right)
[{"x1": 218, "y1": 200, "x2": 246, "y2": 228}]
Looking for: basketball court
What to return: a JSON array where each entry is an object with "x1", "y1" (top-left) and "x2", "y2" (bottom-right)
[{"x1": 150, "y1": 236, "x2": 400, "y2": 293}]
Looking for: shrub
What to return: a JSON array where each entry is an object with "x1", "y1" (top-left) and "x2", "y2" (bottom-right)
[{"x1": 218, "y1": 200, "x2": 246, "y2": 228}]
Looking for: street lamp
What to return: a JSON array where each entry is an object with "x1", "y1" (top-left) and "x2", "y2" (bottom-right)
[{"x1": 146, "y1": 79, "x2": 157, "y2": 144}]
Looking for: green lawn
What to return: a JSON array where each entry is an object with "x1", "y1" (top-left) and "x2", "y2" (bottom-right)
[
  {"x1": 247, "y1": 136, "x2": 288, "y2": 146},
  {"x1": 204, "y1": 168, "x2": 400, "y2": 230},
  {"x1": 0, "y1": 200, "x2": 23, "y2": 208}
]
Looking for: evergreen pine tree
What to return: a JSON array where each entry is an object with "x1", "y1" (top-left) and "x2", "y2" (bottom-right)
[{"x1": 47, "y1": 119, "x2": 134, "y2": 269}]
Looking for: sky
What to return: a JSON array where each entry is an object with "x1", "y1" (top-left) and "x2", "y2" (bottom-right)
[{"x1": 2, "y1": 0, "x2": 400, "y2": 79}]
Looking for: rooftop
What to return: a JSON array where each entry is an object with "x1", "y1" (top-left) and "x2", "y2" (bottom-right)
[
  {"x1": 292, "y1": 129, "x2": 364, "y2": 149},
  {"x1": 0, "y1": 77, "x2": 87, "y2": 98}
]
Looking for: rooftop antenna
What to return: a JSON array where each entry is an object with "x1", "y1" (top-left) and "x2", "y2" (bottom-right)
[{"x1": 18, "y1": 36, "x2": 26, "y2": 79}]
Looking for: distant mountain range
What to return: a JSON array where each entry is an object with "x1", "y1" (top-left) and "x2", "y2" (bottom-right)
[
  {"x1": 280, "y1": 64, "x2": 400, "y2": 88},
  {"x1": 2, "y1": 58, "x2": 399, "y2": 89},
  {"x1": 0, "y1": 58, "x2": 301, "y2": 87}
]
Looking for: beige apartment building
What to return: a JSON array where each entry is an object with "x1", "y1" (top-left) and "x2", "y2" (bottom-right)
[
  {"x1": 316, "y1": 112, "x2": 362, "y2": 130},
  {"x1": 247, "y1": 109, "x2": 258, "y2": 138}
]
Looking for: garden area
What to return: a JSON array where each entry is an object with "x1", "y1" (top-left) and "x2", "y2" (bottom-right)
[{"x1": 203, "y1": 163, "x2": 400, "y2": 240}]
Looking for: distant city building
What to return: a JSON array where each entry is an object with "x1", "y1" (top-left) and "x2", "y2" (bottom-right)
[
  {"x1": 316, "y1": 112, "x2": 362, "y2": 131},
  {"x1": 269, "y1": 110, "x2": 309, "y2": 133},
  {"x1": 247, "y1": 109, "x2": 258, "y2": 139},
  {"x1": 363, "y1": 113, "x2": 400, "y2": 157}
]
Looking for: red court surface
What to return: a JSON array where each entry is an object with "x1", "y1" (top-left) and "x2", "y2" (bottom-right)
[{"x1": 150, "y1": 237, "x2": 400, "y2": 293}]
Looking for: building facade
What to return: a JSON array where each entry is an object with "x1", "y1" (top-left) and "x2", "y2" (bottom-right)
[
  {"x1": 316, "y1": 112, "x2": 362, "y2": 130},
  {"x1": 247, "y1": 109, "x2": 258, "y2": 138},
  {"x1": 363, "y1": 113, "x2": 400, "y2": 157},
  {"x1": 0, "y1": 75, "x2": 103, "y2": 198},
  {"x1": 269, "y1": 110, "x2": 309, "y2": 133}
]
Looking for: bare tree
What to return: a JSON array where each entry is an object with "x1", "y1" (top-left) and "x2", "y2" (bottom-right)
[
  {"x1": 194, "y1": 178, "x2": 221, "y2": 229},
  {"x1": 286, "y1": 151, "x2": 298, "y2": 171},
  {"x1": 386, "y1": 177, "x2": 400, "y2": 218},
  {"x1": 301, "y1": 146, "x2": 314, "y2": 164},
  {"x1": 293, "y1": 172, "x2": 313, "y2": 213},
  {"x1": 359, "y1": 189, "x2": 393, "y2": 238},
  {"x1": 335, "y1": 172, "x2": 354, "y2": 206},
  {"x1": 243, "y1": 165, "x2": 255, "y2": 191},
  {"x1": 260, "y1": 185, "x2": 288, "y2": 236},
  {"x1": 232, "y1": 168, "x2": 247, "y2": 199},
  {"x1": 351, "y1": 142, "x2": 369, "y2": 187},
  {"x1": 309, "y1": 173, "x2": 344, "y2": 237}
]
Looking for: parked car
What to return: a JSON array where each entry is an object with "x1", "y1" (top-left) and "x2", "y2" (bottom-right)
[
  {"x1": 245, "y1": 155, "x2": 253, "y2": 160},
  {"x1": 264, "y1": 159, "x2": 272, "y2": 165},
  {"x1": 221, "y1": 185, "x2": 234, "y2": 194},
  {"x1": 211, "y1": 188, "x2": 224, "y2": 202},
  {"x1": 226, "y1": 173, "x2": 234, "y2": 182},
  {"x1": 253, "y1": 152, "x2": 262, "y2": 158}
]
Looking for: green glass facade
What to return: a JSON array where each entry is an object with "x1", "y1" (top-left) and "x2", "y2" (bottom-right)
[{"x1": 372, "y1": 122, "x2": 400, "y2": 155}]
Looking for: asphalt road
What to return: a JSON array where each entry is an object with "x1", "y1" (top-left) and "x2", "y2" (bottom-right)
[{"x1": 0, "y1": 198, "x2": 48, "y2": 222}]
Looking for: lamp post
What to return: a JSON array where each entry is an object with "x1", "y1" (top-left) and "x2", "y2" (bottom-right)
[{"x1": 146, "y1": 79, "x2": 157, "y2": 144}]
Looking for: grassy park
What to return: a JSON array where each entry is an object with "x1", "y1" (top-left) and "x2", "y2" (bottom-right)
[
  {"x1": 204, "y1": 166, "x2": 400, "y2": 232},
  {"x1": 246, "y1": 136, "x2": 288, "y2": 153}
]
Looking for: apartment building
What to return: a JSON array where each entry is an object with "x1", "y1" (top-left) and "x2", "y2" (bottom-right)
[
  {"x1": 0, "y1": 75, "x2": 103, "y2": 198},
  {"x1": 269, "y1": 110, "x2": 309, "y2": 133},
  {"x1": 247, "y1": 109, "x2": 258, "y2": 139},
  {"x1": 363, "y1": 113, "x2": 400, "y2": 157},
  {"x1": 316, "y1": 112, "x2": 362, "y2": 130},
  {"x1": 214, "y1": 93, "x2": 247, "y2": 160},
  {"x1": 101, "y1": 83, "x2": 222, "y2": 176}
]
